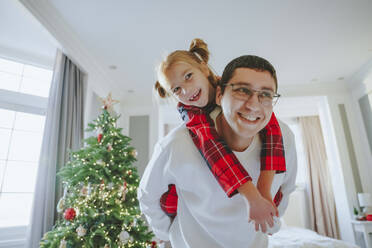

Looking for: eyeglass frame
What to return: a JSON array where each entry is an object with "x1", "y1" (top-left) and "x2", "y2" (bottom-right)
[{"x1": 222, "y1": 83, "x2": 281, "y2": 106}]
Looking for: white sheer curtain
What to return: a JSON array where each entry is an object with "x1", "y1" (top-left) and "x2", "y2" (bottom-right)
[
  {"x1": 26, "y1": 50, "x2": 85, "y2": 248},
  {"x1": 299, "y1": 116, "x2": 339, "y2": 239}
]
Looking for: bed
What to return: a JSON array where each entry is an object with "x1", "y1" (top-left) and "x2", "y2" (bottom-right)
[
  {"x1": 268, "y1": 225, "x2": 359, "y2": 248},
  {"x1": 269, "y1": 186, "x2": 359, "y2": 248}
]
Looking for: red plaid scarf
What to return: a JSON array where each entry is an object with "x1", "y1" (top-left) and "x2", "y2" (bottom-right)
[{"x1": 160, "y1": 103, "x2": 286, "y2": 217}]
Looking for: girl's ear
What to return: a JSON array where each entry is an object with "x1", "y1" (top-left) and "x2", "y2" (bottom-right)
[
  {"x1": 215, "y1": 86, "x2": 222, "y2": 106},
  {"x1": 200, "y1": 62, "x2": 210, "y2": 77}
]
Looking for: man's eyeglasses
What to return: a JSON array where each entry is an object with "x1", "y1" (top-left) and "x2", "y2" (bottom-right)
[{"x1": 223, "y1": 83, "x2": 281, "y2": 106}]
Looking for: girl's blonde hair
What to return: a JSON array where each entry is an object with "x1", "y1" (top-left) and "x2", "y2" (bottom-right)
[{"x1": 155, "y1": 38, "x2": 218, "y2": 98}]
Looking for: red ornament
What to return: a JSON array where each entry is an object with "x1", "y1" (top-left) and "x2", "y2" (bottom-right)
[
  {"x1": 367, "y1": 214, "x2": 372, "y2": 221},
  {"x1": 151, "y1": 241, "x2": 157, "y2": 248},
  {"x1": 97, "y1": 134, "x2": 103, "y2": 143},
  {"x1": 64, "y1": 208, "x2": 76, "y2": 221}
]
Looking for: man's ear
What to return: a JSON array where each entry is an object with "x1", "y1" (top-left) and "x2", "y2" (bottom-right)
[
  {"x1": 215, "y1": 86, "x2": 222, "y2": 106},
  {"x1": 200, "y1": 62, "x2": 210, "y2": 77}
]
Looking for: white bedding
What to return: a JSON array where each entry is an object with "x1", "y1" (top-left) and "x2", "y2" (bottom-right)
[{"x1": 268, "y1": 226, "x2": 359, "y2": 248}]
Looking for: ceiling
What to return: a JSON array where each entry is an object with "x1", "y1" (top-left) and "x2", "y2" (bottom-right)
[
  {"x1": 0, "y1": 0, "x2": 58, "y2": 68},
  {"x1": 2, "y1": 0, "x2": 372, "y2": 100}
]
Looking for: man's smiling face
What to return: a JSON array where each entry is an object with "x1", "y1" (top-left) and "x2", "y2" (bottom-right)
[{"x1": 216, "y1": 68, "x2": 276, "y2": 142}]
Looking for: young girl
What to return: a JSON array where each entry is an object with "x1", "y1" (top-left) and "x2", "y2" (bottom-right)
[{"x1": 154, "y1": 38, "x2": 285, "y2": 232}]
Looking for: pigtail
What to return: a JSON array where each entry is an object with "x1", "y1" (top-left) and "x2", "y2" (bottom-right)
[
  {"x1": 189, "y1": 38, "x2": 210, "y2": 63},
  {"x1": 154, "y1": 81, "x2": 169, "y2": 98}
]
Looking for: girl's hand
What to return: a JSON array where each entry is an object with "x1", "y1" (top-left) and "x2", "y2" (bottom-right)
[
  {"x1": 260, "y1": 190, "x2": 279, "y2": 217},
  {"x1": 248, "y1": 195, "x2": 276, "y2": 233},
  {"x1": 238, "y1": 181, "x2": 276, "y2": 233}
]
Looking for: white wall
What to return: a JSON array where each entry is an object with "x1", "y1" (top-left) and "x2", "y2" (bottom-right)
[
  {"x1": 116, "y1": 94, "x2": 159, "y2": 164},
  {"x1": 282, "y1": 186, "x2": 309, "y2": 229}
]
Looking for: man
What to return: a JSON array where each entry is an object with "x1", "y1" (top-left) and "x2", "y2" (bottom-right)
[{"x1": 138, "y1": 55, "x2": 297, "y2": 247}]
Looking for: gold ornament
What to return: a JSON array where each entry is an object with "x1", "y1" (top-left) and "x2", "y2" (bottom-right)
[{"x1": 130, "y1": 149, "x2": 138, "y2": 158}]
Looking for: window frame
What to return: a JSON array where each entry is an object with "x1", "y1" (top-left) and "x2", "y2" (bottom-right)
[
  {"x1": 0, "y1": 89, "x2": 47, "y2": 116},
  {"x1": 0, "y1": 71, "x2": 48, "y2": 245}
]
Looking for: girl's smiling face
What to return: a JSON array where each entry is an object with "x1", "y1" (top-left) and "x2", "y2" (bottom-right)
[{"x1": 165, "y1": 62, "x2": 214, "y2": 107}]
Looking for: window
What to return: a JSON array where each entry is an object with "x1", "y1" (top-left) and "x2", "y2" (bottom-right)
[
  {"x1": 0, "y1": 57, "x2": 52, "y2": 97},
  {"x1": 0, "y1": 57, "x2": 51, "y2": 228}
]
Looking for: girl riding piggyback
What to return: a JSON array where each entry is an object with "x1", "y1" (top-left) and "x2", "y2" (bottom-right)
[{"x1": 154, "y1": 38, "x2": 286, "y2": 233}]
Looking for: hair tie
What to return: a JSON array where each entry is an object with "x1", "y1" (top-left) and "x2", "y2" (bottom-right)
[{"x1": 193, "y1": 52, "x2": 203, "y2": 62}]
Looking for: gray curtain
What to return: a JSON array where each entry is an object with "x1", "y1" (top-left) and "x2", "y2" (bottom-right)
[
  {"x1": 26, "y1": 50, "x2": 84, "y2": 248},
  {"x1": 299, "y1": 116, "x2": 340, "y2": 239}
]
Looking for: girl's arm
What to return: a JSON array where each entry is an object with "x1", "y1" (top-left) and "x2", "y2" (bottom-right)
[
  {"x1": 259, "y1": 113, "x2": 286, "y2": 173},
  {"x1": 178, "y1": 103, "x2": 252, "y2": 197}
]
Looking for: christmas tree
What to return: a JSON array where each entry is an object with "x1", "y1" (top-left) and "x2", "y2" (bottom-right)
[{"x1": 40, "y1": 94, "x2": 156, "y2": 248}]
